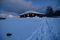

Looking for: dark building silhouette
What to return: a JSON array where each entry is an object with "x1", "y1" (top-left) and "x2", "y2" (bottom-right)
[
  {"x1": 54, "y1": 10, "x2": 60, "y2": 16},
  {"x1": 0, "y1": 17, "x2": 6, "y2": 20}
]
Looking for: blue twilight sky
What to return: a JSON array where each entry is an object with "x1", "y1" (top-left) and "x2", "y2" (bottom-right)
[{"x1": 0, "y1": 0, "x2": 60, "y2": 14}]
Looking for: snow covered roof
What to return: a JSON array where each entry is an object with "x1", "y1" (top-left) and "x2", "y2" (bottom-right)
[
  {"x1": 0, "y1": 14, "x2": 8, "y2": 18},
  {"x1": 20, "y1": 11, "x2": 44, "y2": 15}
]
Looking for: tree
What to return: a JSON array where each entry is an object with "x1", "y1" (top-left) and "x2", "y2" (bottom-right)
[{"x1": 46, "y1": 6, "x2": 54, "y2": 17}]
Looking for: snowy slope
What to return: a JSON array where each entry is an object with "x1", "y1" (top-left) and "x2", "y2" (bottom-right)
[
  {"x1": 27, "y1": 17, "x2": 60, "y2": 40},
  {"x1": 0, "y1": 17, "x2": 60, "y2": 40}
]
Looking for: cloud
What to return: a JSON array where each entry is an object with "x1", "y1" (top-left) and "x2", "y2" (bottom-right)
[
  {"x1": 3, "y1": 0, "x2": 32, "y2": 6},
  {"x1": 10, "y1": 0, "x2": 32, "y2": 8},
  {"x1": 2, "y1": 0, "x2": 33, "y2": 13}
]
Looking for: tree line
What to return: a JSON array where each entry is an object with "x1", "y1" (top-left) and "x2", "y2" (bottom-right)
[{"x1": 46, "y1": 6, "x2": 60, "y2": 17}]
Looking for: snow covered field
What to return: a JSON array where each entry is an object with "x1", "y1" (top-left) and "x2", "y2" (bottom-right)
[{"x1": 0, "y1": 17, "x2": 60, "y2": 40}]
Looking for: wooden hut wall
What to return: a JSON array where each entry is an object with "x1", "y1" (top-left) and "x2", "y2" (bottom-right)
[{"x1": 20, "y1": 13, "x2": 44, "y2": 18}]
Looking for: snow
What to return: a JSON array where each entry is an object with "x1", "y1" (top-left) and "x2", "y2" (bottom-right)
[
  {"x1": 0, "y1": 13, "x2": 19, "y2": 19},
  {"x1": 20, "y1": 11, "x2": 44, "y2": 15},
  {"x1": 0, "y1": 17, "x2": 60, "y2": 40}
]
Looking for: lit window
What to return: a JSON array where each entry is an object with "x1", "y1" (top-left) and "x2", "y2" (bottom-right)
[
  {"x1": 27, "y1": 14, "x2": 29, "y2": 17},
  {"x1": 32, "y1": 14, "x2": 34, "y2": 16}
]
